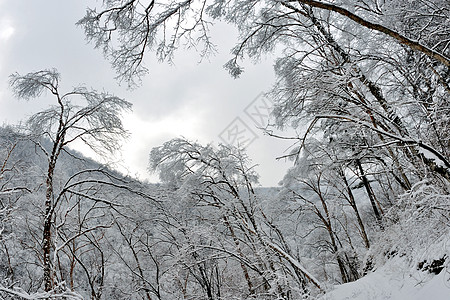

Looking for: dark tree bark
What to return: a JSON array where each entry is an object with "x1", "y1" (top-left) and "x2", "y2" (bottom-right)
[{"x1": 293, "y1": 0, "x2": 450, "y2": 66}]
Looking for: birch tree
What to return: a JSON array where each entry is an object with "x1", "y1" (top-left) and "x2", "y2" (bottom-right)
[{"x1": 9, "y1": 69, "x2": 132, "y2": 292}]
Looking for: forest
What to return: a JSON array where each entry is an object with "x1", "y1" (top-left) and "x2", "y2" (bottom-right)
[{"x1": 0, "y1": 0, "x2": 449, "y2": 299}]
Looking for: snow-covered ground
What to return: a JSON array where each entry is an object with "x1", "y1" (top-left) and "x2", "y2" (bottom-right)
[{"x1": 319, "y1": 257, "x2": 450, "y2": 300}]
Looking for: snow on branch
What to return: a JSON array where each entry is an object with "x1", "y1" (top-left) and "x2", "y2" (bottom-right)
[
  {"x1": 266, "y1": 241, "x2": 323, "y2": 290},
  {"x1": 0, "y1": 284, "x2": 83, "y2": 300},
  {"x1": 287, "y1": 0, "x2": 450, "y2": 66}
]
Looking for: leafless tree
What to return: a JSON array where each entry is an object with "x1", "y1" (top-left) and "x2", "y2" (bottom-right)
[
  {"x1": 9, "y1": 69, "x2": 132, "y2": 293},
  {"x1": 77, "y1": 0, "x2": 215, "y2": 86},
  {"x1": 149, "y1": 138, "x2": 323, "y2": 298}
]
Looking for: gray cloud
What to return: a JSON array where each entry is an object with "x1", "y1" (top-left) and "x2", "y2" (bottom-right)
[{"x1": 0, "y1": 0, "x2": 292, "y2": 186}]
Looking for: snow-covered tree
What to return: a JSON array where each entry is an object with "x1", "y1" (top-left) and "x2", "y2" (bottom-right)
[
  {"x1": 9, "y1": 69, "x2": 131, "y2": 292},
  {"x1": 147, "y1": 138, "x2": 323, "y2": 299}
]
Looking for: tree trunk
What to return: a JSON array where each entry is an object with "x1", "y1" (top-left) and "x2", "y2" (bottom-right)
[
  {"x1": 355, "y1": 159, "x2": 383, "y2": 224},
  {"x1": 43, "y1": 161, "x2": 56, "y2": 292},
  {"x1": 297, "y1": 0, "x2": 450, "y2": 66},
  {"x1": 317, "y1": 190, "x2": 349, "y2": 283},
  {"x1": 223, "y1": 216, "x2": 254, "y2": 294},
  {"x1": 339, "y1": 168, "x2": 370, "y2": 249}
]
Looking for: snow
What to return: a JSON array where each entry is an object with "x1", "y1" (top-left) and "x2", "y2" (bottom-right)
[
  {"x1": 268, "y1": 241, "x2": 323, "y2": 290},
  {"x1": 0, "y1": 286, "x2": 83, "y2": 300},
  {"x1": 319, "y1": 257, "x2": 450, "y2": 300},
  {"x1": 418, "y1": 147, "x2": 447, "y2": 170}
]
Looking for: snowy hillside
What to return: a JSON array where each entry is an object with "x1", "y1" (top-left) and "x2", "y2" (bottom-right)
[{"x1": 320, "y1": 257, "x2": 450, "y2": 300}]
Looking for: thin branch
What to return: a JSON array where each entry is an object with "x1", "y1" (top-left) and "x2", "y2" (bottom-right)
[{"x1": 286, "y1": 0, "x2": 450, "y2": 66}]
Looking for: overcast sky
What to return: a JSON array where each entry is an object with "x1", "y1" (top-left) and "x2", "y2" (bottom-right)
[{"x1": 0, "y1": 0, "x2": 294, "y2": 186}]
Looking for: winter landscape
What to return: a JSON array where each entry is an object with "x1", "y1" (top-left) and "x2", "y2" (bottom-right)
[{"x1": 0, "y1": 1, "x2": 449, "y2": 299}]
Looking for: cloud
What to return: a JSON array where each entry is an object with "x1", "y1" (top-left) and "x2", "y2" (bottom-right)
[
  {"x1": 0, "y1": 0, "x2": 292, "y2": 186},
  {"x1": 0, "y1": 17, "x2": 15, "y2": 74},
  {"x1": 0, "y1": 1, "x2": 14, "y2": 41},
  {"x1": 0, "y1": 23, "x2": 14, "y2": 41}
]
